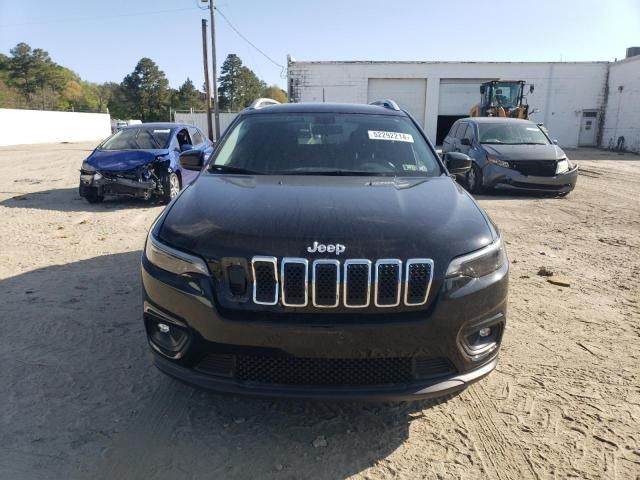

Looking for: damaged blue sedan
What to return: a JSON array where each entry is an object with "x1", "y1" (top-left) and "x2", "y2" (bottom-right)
[{"x1": 79, "y1": 123, "x2": 213, "y2": 204}]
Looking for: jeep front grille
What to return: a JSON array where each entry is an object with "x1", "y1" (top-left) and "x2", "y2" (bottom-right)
[
  {"x1": 312, "y1": 260, "x2": 340, "y2": 307},
  {"x1": 374, "y1": 260, "x2": 402, "y2": 307},
  {"x1": 281, "y1": 258, "x2": 308, "y2": 307},
  {"x1": 344, "y1": 260, "x2": 371, "y2": 307},
  {"x1": 251, "y1": 257, "x2": 434, "y2": 309},
  {"x1": 251, "y1": 257, "x2": 278, "y2": 305}
]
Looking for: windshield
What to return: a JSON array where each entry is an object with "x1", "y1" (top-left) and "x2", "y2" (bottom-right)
[
  {"x1": 491, "y1": 83, "x2": 521, "y2": 108},
  {"x1": 210, "y1": 113, "x2": 441, "y2": 176},
  {"x1": 478, "y1": 123, "x2": 550, "y2": 145},
  {"x1": 100, "y1": 127, "x2": 172, "y2": 150}
]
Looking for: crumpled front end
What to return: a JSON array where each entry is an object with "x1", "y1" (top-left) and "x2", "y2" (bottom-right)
[
  {"x1": 483, "y1": 161, "x2": 578, "y2": 194},
  {"x1": 80, "y1": 163, "x2": 160, "y2": 199},
  {"x1": 79, "y1": 151, "x2": 176, "y2": 201}
]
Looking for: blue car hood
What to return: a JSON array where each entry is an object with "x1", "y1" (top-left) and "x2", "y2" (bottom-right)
[{"x1": 87, "y1": 149, "x2": 170, "y2": 171}]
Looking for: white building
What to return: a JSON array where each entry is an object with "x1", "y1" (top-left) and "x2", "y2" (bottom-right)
[
  {"x1": 601, "y1": 54, "x2": 640, "y2": 152},
  {"x1": 287, "y1": 51, "x2": 640, "y2": 151}
]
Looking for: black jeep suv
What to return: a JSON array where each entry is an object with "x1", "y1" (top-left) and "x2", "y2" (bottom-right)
[{"x1": 141, "y1": 100, "x2": 509, "y2": 400}]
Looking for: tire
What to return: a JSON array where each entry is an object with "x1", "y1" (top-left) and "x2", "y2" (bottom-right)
[
  {"x1": 161, "y1": 172, "x2": 181, "y2": 204},
  {"x1": 81, "y1": 186, "x2": 104, "y2": 204},
  {"x1": 466, "y1": 163, "x2": 483, "y2": 194}
]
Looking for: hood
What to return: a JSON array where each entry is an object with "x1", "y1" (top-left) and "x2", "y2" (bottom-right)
[
  {"x1": 87, "y1": 149, "x2": 170, "y2": 171},
  {"x1": 159, "y1": 174, "x2": 496, "y2": 275},
  {"x1": 481, "y1": 143, "x2": 566, "y2": 161}
]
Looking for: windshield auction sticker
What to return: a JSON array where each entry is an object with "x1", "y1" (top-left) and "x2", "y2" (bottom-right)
[{"x1": 368, "y1": 131, "x2": 414, "y2": 143}]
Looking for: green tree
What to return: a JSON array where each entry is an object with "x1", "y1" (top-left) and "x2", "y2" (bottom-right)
[
  {"x1": 104, "y1": 82, "x2": 129, "y2": 118},
  {"x1": 174, "y1": 77, "x2": 205, "y2": 111},
  {"x1": 95, "y1": 82, "x2": 113, "y2": 112},
  {"x1": 0, "y1": 53, "x2": 25, "y2": 108},
  {"x1": 121, "y1": 58, "x2": 170, "y2": 121},
  {"x1": 218, "y1": 54, "x2": 266, "y2": 111},
  {"x1": 3, "y1": 42, "x2": 85, "y2": 110},
  {"x1": 6, "y1": 43, "x2": 39, "y2": 103},
  {"x1": 261, "y1": 84, "x2": 288, "y2": 103}
]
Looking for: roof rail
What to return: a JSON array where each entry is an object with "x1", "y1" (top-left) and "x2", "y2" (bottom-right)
[
  {"x1": 369, "y1": 99, "x2": 401, "y2": 111},
  {"x1": 248, "y1": 98, "x2": 281, "y2": 109}
]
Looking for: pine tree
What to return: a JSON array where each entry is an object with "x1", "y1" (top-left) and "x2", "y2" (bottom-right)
[
  {"x1": 121, "y1": 58, "x2": 170, "y2": 121},
  {"x1": 218, "y1": 54, "x2": 266, "y2": 111}
]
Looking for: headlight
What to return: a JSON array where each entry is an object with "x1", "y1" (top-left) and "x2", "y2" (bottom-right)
[
  {"x1": 446, "y1": 238, "x2": 507, "y2": 279},
  {"x1": 145, "y1": 232, "x2": 209, "y2": 276},
  {"x1": 555, "y1": 157, "x2": 574, "y2": 174},
  {"x1": 487, "y1": 156, "x2": 510, "y2": 168},
  {"x1": 81, "y1": 161, "x2": 96, "y2": 173}
]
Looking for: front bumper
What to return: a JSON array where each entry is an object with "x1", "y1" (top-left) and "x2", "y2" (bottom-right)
[
  {"x1": 483, "y1": 164, "x2": 578, "y2": 193},
  {"x1": 79, "y1": 172, "x2": 155, "y2": 198},
  {"x1": 153, "y1": 352, "x2": 498, "y2": 400},
  {"x1": 141, "y1": 256, "x2": 508, "y2": 400}
]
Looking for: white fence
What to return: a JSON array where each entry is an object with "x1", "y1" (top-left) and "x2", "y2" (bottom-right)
[
  {"x1": 173, "y1": 111, "x2": 238, "y2": 140},
  {"x1": 0, "y1": 109, "x2": 111, "y2": 146}
]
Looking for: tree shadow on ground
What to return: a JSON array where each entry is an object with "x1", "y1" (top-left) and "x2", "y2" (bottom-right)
[{"x1": 0, "y1": 252, "x2": 461, "y2": 480}]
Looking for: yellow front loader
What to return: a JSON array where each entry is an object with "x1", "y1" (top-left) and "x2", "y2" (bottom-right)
[{"x1": 470, "y1": 80, "x2": 534, "y2": 119}]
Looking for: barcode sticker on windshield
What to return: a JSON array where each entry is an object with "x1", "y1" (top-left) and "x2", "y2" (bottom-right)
[{"x1": 368, "y1": 131, "x2": 414, "y2": 143}]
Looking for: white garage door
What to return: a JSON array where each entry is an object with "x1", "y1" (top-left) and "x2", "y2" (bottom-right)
[
  {"x1": 438, "y1": 79, "x2": 490, "y2": 116},
  {"x1": 367, "y1": 79, "x2": 427, "y2": 126}
]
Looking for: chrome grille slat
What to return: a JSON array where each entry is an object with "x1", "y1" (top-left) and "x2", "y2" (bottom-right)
[
  {"x1": 251, "y1": 256, "x2": 278, "y2": 305},
  {"x1": 374, "y1": 259, "x2": 402, "y2": 307},
  {"x1": 251, "y1": 257, "x2": 432, "y2": 308},
  {"x1": 404, "y1": 259, "x2": 434, "y2": 306},
  {"x1": 312, "y1": 260, "x2": 340, "y2": 308},
  {"x1": 344, "y1": 259, "x2": 372, "y2": 308},
  {"x1": 281, "y1": 258, "x2": 309, "y2": 307}
]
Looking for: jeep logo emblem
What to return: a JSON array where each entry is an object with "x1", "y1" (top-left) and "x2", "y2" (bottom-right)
[{"x1": 307, "y1": 241, "x2": 346, "y2": 255}]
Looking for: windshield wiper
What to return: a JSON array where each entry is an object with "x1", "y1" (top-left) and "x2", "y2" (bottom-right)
[
  {"x1": 209, "y1": 165, "x2": 263, "y2": 175},
  {"x1": 279, "y1": 169, "x2": 385, "y2": 176}
]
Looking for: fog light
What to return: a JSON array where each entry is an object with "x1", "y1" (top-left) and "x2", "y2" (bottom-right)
[
  {"x1": 144, "y1": 312, "x2": 190, "y2": 358},
  {"x1": 459, "y1": 316, "x2": 505, "y2": 360}
]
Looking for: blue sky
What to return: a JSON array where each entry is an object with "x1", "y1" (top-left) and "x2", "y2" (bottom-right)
[{"x1": 1, "y1": 0, "x2": 638, "y2": 90}]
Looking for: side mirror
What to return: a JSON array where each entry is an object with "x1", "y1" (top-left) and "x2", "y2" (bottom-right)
[
  {"x1": 480, "y1": 85, "x2": 486, "y2": 94},
  {"x1": 529, "y1": 84, "x2": 535, "y2": 93},
  {"x1": 460, "y1": 138, "x2": 471, "y2": 146},
  {"x1": 179, "y1": 150, "x2": 205, "y2": 171},
  {"x1": 552, "y1": 139, "x2": 559, "y2": 145},
  {"x1": 444, "y1": 152, "x2": 472, "y2": 174},
  {"x1": 180, "y1": 143, "x2": 194, "y2": 152}
]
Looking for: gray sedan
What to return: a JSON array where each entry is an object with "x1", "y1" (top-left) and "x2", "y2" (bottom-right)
[{"x1": 441, "y1": 117, "x2": 578, "y2": 195}]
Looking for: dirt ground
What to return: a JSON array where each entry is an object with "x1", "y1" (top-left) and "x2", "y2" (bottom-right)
[{"x1": 0, "y1": 142, "x2": 638, "y2": 480}]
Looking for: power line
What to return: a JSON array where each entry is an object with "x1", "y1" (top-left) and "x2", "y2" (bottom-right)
[
  {"x1": 0, "y1": 7, "x2": 198, "y2": 28},
  {"x1": 214, "y1": 6, "x2": 286, "y2": 77}
]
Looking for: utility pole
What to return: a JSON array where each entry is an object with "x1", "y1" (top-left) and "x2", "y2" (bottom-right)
[
  {"x1": 209, "y1": 0, "x2": 221, "y2": 140},
  {"x1": 201, "y1": 18, "x2": 214, "y2": 141}
]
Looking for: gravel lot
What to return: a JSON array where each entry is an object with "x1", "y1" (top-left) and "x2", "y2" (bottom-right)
[{"x1": 1, "y1": 142, "x2": 639, "y2": 479}]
